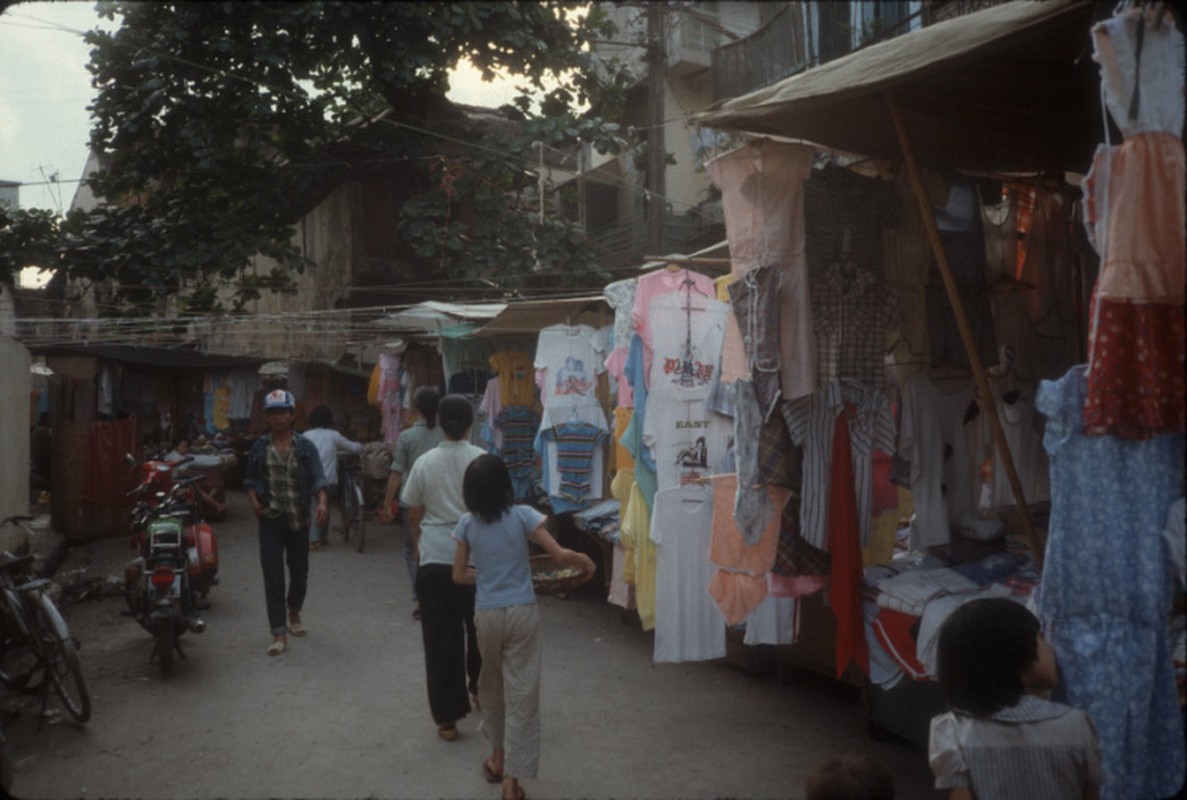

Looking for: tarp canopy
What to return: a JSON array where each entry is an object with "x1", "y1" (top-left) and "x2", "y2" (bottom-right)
[
  {"x1": 372, "y1": 301, "x2": 507, "y2": 334},
  {"x1": 693, "y1": 0, "x2": 1101, "y2": 173},
  {"x1": 474, "y1": 296, "x2": 611, "y2": 337}
]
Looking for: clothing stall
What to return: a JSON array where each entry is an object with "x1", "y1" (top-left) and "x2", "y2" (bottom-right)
[
  {"x1": 372, "y1": 297, "x2": 618, "y2": 580},
  {"x1": 675, "y1": 2, "x2": 1184, "y2": 797}
]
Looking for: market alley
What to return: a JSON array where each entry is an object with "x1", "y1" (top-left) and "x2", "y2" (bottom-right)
[{"x1": 2, "y1": 490, "x2": 939, "y2": 799}]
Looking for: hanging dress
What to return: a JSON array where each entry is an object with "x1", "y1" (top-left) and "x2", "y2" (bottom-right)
[
  {"x1": 1081, "y1": 7, "x2": 1185, "y2": 439},
  {"x1": 1037, "y1": 365, "x2": 1184, "y2": 799}
]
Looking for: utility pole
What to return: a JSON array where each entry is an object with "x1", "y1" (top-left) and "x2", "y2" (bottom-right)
[{"x1": 645, "y1": 3, "x2": 667, "y2": 256}]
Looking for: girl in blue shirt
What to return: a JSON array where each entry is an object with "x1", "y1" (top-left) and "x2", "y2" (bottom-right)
[{"x1": 452, "y1": 454, "x2": 594, "y2": 800}]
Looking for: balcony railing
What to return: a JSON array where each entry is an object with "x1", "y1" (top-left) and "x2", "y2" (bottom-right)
[{"x1": 711, "y1": 3, "x2": 808, "y2": 102}]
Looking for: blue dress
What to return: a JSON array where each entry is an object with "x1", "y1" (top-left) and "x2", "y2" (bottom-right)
[{"x1": 1036, "y1": 365, "x2": 1184, "y2": 799}]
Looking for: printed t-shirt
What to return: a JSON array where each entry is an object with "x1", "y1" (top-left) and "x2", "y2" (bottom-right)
[{"x1": 488, "y1": 350, "x2": 536, "y2": 408}]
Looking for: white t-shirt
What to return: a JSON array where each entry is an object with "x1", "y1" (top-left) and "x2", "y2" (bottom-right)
[
  {"x1": 646, "y1": 292, "x2": 728, "y2": 395},
  {"x1": 651, "y1": 483, "x2": 725, "y2": 663},
  {"x1": 400, "y1": 440, "x2": 486, "y2": 566},
  {"x1": 988, "y1": 382, "x2": 1050, "y2": 506},
  {"x1": 534, "y1": 323, "x2": 606, "y2": 410},
  {"x1": 300, "y1": 428, "x2": 364, "y2": 486},
  {"x1": 643, "y1": 384, "x2": 732, "y2": 492},
  {"x1": 900, "y1": 373, "x2": 983, "y2": 549}
]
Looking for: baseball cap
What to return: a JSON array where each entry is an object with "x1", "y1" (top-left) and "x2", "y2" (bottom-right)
[{"x1": 263, "y1": 389, "x2": 295, "y2": 411}]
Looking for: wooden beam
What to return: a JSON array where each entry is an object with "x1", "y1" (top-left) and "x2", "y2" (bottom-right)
[{"x1": 886, "y1": 93, "x2": 1044, "y2": 570}]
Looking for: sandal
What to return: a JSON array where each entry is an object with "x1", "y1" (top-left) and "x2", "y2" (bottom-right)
[
  {"x1": 436, "y1": 723, "x2": 458, "y2": 742},
  {"x1": 288, "y1": 620, "x2": 307, "y2": 637},
  {"x1": 267, "y1": 638, "x2": 286, "y2": 656},
  {"x1": 501, "y1": 783, "x2": 525, "y2": 800},
  {"x1": 309, "y1": 542, "x2": 321, "y2": 553},
  {"x1": 482, "y1": 758, "x2": 502, "y2": 784}
]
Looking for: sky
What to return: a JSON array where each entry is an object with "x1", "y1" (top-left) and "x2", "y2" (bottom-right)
[{"x1": 0, "y1": 2, "x2": 521, "y2": 216}]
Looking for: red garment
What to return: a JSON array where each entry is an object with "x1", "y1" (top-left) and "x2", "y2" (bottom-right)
[
  {"x1": 1083, "y1": 293, "x2": 1186, "y2": 439},
  {"x1": 827, "y1": 408, "x2": 868, "y2": 678},
  {"x1": 871, "y1": 608, "x2": 928, "y2": 680}
]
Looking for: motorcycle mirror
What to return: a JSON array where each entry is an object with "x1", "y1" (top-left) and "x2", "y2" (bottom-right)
[{"x1": 125, "y1": 453, "x2": 137, "y2": 466}]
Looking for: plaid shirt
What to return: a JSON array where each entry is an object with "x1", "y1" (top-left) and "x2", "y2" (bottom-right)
[
  {"x1": 812, "y1": 263, "x2": 901, "y2": 386},
  {"x1": 264, "y1": 440, "x2": 307, "y2": 529}
]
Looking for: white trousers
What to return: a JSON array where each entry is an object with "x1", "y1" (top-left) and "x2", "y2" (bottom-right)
[{"x1": 475, "y1": 604, "x2": 542, "y2": 780}]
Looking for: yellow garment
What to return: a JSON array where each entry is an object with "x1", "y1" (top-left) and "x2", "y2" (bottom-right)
[
  {"x1": 613, "y1": 407, "x2": 634, "y2": 473},
  {"x1": 621, "y1": 479, "x2": 656, "y2": 630},
  {"x1": 212, "y1": 384, "x2": 231, "y2": 431},
  {"x1": 488, "y1": 351, "x2": 535, "y2": 407},
  {"x1": 863, "y1": 487, "x2": 915, "y2": 567},
  {"x1": 713, "y1": 273, "x2": 733, "y2": 302},
  {"x1": 612, "y1": 469, "x2": 636, "y2": 584},
  {"x1": 367, "y1": 362, "x2": 381, "y2": 407}
]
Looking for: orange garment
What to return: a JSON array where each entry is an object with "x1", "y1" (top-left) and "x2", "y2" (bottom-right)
[
  {"x1": 707, "y1": 572, "x2": 768, "y2": 627},
  {"x1": 707, "y1": 475, "x2": 792, "y2": 626},
  {"x1": 709, "y1": 475, "x2": 789, "y2": 574}
]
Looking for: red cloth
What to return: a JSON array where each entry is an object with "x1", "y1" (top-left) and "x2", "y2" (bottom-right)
[
  {"x1": 871, "y1": 608, "x2": 928, "y2": 680},
  {"x1": 827, "y1": 407, "x2": 868, "y2": 678}
]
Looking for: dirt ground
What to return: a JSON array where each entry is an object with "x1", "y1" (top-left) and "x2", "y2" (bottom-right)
[{"x1": 2, "y1": 490, "x2": 942, "y2": 799}]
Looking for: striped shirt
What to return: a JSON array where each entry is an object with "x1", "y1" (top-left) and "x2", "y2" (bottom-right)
[
  {"x1": 781, "y1": 380, "x2": 896, "y2": 549},
  {"x1": 929, "y1": 695, "x2": 1103, "y2": 799}
]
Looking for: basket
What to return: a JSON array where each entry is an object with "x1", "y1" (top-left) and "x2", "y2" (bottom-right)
[{"x1": 529, "y1": 554, "x2": 591, "y2": 598}]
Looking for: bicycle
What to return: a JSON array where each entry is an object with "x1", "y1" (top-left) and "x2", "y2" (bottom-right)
[
  {"x1": 0, "y1": 516, "x2": 91, "y2": 724},
  {"x1": 338, "y1": 455, "x2": 367, "y2": 553}
]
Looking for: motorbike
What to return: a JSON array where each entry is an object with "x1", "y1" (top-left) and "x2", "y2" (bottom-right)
[{"x1": 121, "y1": 453, "x2": 220, "y2": 675}]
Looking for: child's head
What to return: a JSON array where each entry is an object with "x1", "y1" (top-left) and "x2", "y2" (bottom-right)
[
  {"x1": 804, "y1": 754, "x2": 895, "y2": 800},
  {"x1": 462, "y1": 454, "x2": 515, "y2": 524},
  {"x1": 937, "y1": 597, "x2": 1056, "y2": 716},
  {"x1": 437, "y1": 394, "x2": 473, "y2": 441},
  {"x1": 413, "y1": 387, "x2": 440, "y2": 428}
]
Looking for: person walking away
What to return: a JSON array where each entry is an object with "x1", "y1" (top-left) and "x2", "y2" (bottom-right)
[
  {"x1": 929, "y1": 597, "x2": 1103, "y2": 799},
  {"x1": 451, "y1": 454, "x2": 594, "y2": 800},
  {"x1": 379, "y1": 387, "x2": 445, "y2": 619},
  {"x1": 399, "y1": 394, "x2": 485, "y2": 741},
  {"x1": 804, "y1": 753, "x2": 895, "y2": 800},
  {"x1": 302, "y1": 405, "x2": 365, "y2": 551},
  {"x1": 243, "y1": 389, "x2": 329, "y2": 656}
]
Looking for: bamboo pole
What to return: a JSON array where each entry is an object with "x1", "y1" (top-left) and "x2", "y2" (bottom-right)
[
  {"x1": 886, "y1": 93, "x2": 1044, "y2": 570},
  {"x1": 643, "y1": 256, "x2": 733, "y2": 265}
]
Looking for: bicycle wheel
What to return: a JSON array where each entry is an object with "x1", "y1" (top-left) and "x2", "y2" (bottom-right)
[
  {"x1": 353, "y1": 482, "x2": 366, "y2": 553},
  {"x1": 31, "y1": 593, "x2": 91, "y2": 722},
  {"x1": 156, "y1": 615, "x2": 175, "y2": 677}
]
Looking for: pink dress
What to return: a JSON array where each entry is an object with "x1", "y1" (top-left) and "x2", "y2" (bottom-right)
[{"x1": 1082, "y1": 7, "x2": 1185, "y2": 439}]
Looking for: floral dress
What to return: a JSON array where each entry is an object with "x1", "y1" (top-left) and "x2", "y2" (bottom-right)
[{"x1": 1037, "y1": 366, "x2": 1184, "y2": 799}]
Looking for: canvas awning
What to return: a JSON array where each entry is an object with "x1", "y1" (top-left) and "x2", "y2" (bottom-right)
[
  {"x1": 693, "y1": 0, "x2": 1100, "y2": 174},
  {"x1": 474, "y1": 296, "x2": 611, "y2": 337},
  {"x1": 371, "y1": 301, "x2": 508, "y2": 335}
]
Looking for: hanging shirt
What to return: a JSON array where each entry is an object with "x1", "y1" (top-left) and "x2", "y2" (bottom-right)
[
  {"x1": 987, "y1": 381, "x2": 1050, "y2": 506},
  {"x1": 643, "y1": 385, "x2": 732, "y2": 493},
  {"x1": 899, "y1": 373, "x2": 982, "y2": 549},
  {"x1": 493, "y1": 405, "x2": 541, "y2": 502},
  {"x1": 707, "y1": 140, "x2": 817, "y2": 399},
  {"x1": 651, "y1": 482, "x2": 725, "y2": 663},
  {"x1": 488, "y1": 350, "x2": 536, "y2": 408},
  {"x1": 782, "y1": 380, "x2": 896, "y2": 550},
  {"x1": 620, "y1": 479, "x2": 657, "y2": 631},
  {"x1": 534, "y1": 323, "x2": 605, "y2": 411},
  {"x1": 632, "y1": 268, "x2": 716, "y2": 390}
]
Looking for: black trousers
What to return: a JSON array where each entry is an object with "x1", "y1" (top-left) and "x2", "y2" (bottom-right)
[{"x1": 415, "y1": 563, "x2": 480, "y2": 725}]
